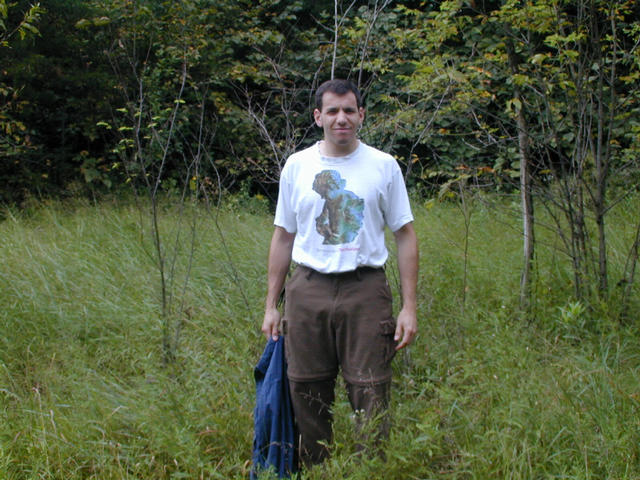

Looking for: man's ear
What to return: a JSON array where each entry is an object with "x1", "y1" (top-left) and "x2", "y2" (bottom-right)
[{"x1": 313, "y1": 108, "x2": 322, "y2": 127}]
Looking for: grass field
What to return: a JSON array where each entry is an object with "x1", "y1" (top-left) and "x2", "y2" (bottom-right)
[{"x1": 1, "y1": 194, "x2": 639, "y2": 479}]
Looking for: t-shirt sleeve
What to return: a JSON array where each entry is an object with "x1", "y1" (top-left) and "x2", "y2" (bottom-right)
[
  {"x1": 273, "y1": 164, "x2": 297, "y2": 233},
  {"x1": 383, "y1": 162, "x2": 414, "y2": 232}
]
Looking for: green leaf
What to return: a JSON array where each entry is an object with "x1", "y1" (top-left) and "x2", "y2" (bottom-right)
[
  {"x1": 75, "y1": 18, "x2": 91, "y2": 29},
  {"x1": 506, "y1": 98, "x2": 522, "y2": 114},
  {"x1": 92, "y1": 16, "x2": 110, "y2": 27},
  {"x1": 530, "y1": 53, "x2": 547, "y2": 65}
]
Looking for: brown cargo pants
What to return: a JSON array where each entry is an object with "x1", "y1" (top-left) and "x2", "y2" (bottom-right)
[{"x1": 283, "y1": 265, "x2": 397, "y2": 466}]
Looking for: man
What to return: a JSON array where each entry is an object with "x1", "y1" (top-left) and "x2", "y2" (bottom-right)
[{"x1": 261, "y1": 78, "x2": 418, "y2": 466}]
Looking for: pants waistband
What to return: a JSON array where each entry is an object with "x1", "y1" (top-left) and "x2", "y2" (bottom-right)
[{"x1": 297, "y1": 264, "x2": 384, "y2": 280}]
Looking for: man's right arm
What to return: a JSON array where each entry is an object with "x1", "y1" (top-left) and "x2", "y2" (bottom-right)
[{"x1": 262, "y1": 226, "x2": 296, "y2": 340}]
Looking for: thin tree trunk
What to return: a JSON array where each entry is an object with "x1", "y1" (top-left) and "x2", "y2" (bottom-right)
[
  {"x1": 506, "y1": 37, "x2": 535, "y2": 315},
  {"x1": 331, "y1": 0, "x2": 356, "y2": 80},
  {"x1": 591, "y1": 4, "x2": 618, "y2": 296},
  {"x1": 517, "y1": 100, "x2": 535, "y2": 314},
  {"x1": 331, "y1": 0, "x2": 338, "y2": 79}
]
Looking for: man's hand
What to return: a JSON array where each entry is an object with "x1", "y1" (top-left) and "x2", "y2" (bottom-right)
[
  {"x1": 394, "y1": 307, "x2": 417, "y2": 350},
  {"x1": 262, "y1": 307, "x2": 281, "y2": 341},
  {"x1": 393, "y1": 222, "x2": 419, "y2": 351},
  {"x1": 262, "y1": 226, "x2": 295, "y2": 341}
]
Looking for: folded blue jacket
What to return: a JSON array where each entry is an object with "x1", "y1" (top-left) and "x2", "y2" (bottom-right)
[{"x1": 251, "y1": 337, "x2": 296, "y2": 479}]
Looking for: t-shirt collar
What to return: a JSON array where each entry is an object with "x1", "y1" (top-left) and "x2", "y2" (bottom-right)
[{"x1": 316, "y1": 140, "x2": 361, "y2": 163}]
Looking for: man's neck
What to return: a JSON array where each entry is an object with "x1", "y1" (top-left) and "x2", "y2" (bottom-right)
[{"x1": 319, "y1": 139, "x2": 359, "y2": 157}]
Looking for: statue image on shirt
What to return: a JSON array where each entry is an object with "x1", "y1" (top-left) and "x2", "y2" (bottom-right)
[{"x1": 312, "y1": 170, "x2": 364, "y2": 245}]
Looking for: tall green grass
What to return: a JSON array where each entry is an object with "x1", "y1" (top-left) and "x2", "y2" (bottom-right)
[{"x1": 1, "y1": 195, "x2": 639, "y2": 479}]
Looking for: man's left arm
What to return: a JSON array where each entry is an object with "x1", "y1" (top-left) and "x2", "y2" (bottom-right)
[{"x1": 393, "y1": 222, "x2": 419, "y2": 350}]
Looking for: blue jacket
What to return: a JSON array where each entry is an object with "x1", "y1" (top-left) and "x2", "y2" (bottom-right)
[{"x1": 251, "y1": 337, "x2": 296, "y2": 479}]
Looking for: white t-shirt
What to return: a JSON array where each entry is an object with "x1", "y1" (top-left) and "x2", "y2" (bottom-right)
[{"x1": 274, "y1": 141, "x2": 414, "y2": 273}]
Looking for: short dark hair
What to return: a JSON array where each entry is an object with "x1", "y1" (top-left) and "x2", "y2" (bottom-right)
[{"x1": 315, "y1": 79, "x2": 363, "y2": 110}]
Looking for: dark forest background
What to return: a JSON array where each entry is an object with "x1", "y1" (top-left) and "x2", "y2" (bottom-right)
[{"x1": 2, "y1": 1, "x2": 637, "y2": 201}]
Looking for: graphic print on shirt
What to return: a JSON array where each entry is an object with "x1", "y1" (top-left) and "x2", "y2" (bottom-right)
[{"x1": 312, "y1": 170, "x2": 364, "y2": 245}]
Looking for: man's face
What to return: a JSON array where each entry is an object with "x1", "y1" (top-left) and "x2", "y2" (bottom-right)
[{"x1": 313, "y1": 91, "x2": 364, "y2": 155}]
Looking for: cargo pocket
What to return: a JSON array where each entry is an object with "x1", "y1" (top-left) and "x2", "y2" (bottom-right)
[{"x1": 380, "y1": 318, "x2": 397, "y2": 365}]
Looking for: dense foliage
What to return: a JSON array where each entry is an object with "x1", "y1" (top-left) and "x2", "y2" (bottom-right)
[{"x1": 1, "y1": 0, "x2": 638, "y2": 202}]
